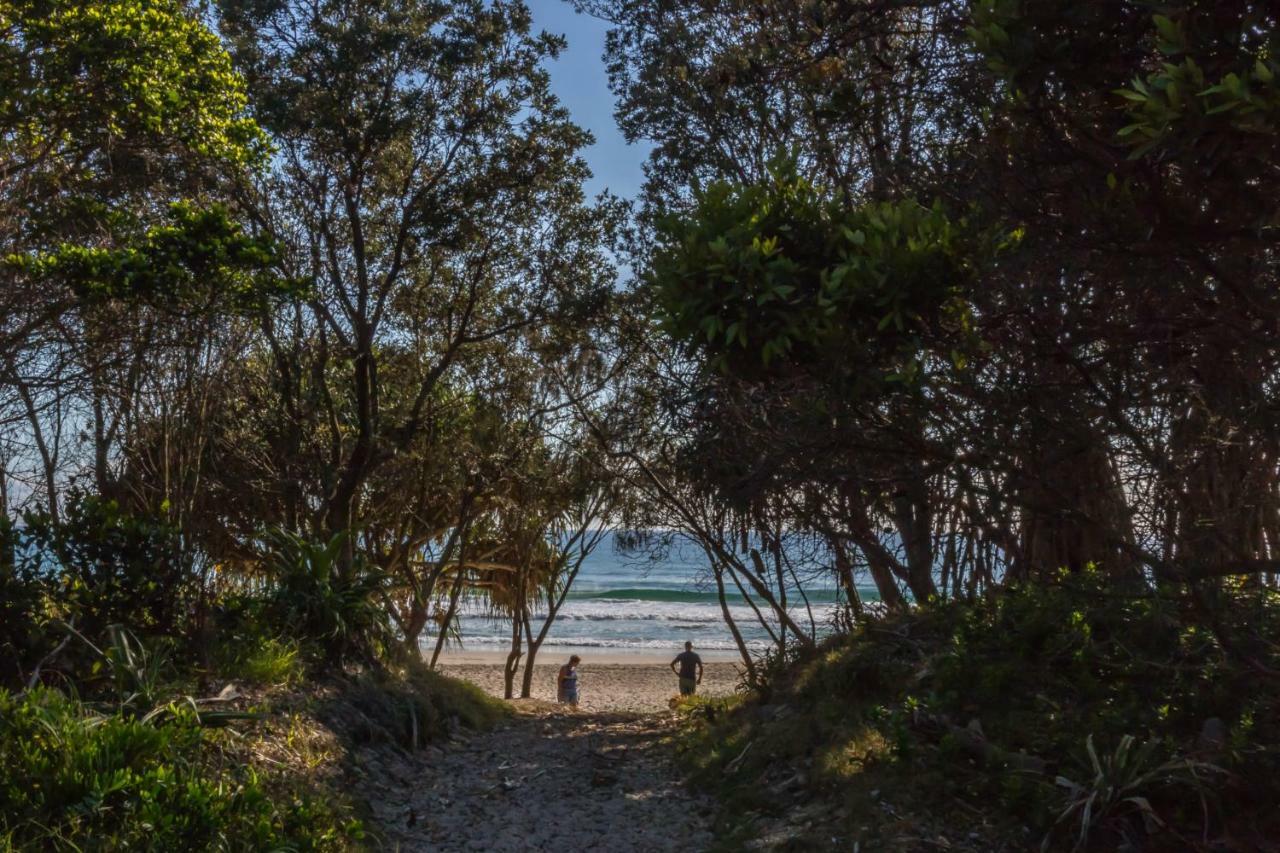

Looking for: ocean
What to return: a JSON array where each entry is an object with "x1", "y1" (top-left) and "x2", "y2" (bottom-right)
[{"x1": 424, "y1": 530, "x2": 870, "y2": 660}]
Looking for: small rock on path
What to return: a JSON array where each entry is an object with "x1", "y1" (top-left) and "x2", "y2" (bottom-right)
[{"x1": 365, "y1": 702, "x2": 717, "y2": 852}]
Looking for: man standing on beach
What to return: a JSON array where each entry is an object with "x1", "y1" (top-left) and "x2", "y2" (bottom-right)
[{"x1": 670, "y1": 641, "x2": 703, "y2": 697}]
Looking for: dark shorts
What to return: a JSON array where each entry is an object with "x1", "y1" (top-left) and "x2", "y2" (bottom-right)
[
  {"x1": 558, "y1": 688, "x2": 578, "y2": 704},
  {"x1": 679, "y1": 677, "x2": 697, "y2": 696}
]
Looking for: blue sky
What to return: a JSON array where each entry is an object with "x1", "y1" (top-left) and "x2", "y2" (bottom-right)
[{"x1": 527, "y1": 0, "x2": 649, "y2": 200}]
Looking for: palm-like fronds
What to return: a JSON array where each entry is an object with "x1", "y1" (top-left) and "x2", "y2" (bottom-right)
[
  {"x1": 260, "y1": 528, "x2": 393, "y2": 666},
  {"x1": 1047, "y1": 734, "x2": 1223, "y2": 851}
]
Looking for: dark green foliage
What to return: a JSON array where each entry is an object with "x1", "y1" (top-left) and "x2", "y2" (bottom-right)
[
  {"x1": 258, "y1": 529, "x2": 394, "y2": 668},
  {"x1": 21, "y1": 495, "x2": 196, "y2": 646},
  {"x1": 9, "y1": 202, "x2": 301, "y2": 309},
  {"x1": 205, "y1": 592, "x2": 317, "y2": 683},
  {"x1": 651, "y1": 162, "x2": 979, "y2": 386},
  {"x1": 930, "y1": 575, "x2": 1253, "y2": 755},
  {"x1": 0, "y1": 688, "x2": 361, "y2": 851},
  {"x1": 0, "y1": 499, "x2": 201, "y2": 693},
  {"x1": 678, "y1": 580, "x2": 1280, "y2": 850},
  {"x1": 971, "y1": 0, "x2": 1280, "y2": 173},
  {"x1": 0, "y1": 517, "x2": 54, "y2": 688}
]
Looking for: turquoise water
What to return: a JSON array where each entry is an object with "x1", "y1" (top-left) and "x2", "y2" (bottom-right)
[{"x1": 428, "y1": 531, "x2": 869, "y2": 656}]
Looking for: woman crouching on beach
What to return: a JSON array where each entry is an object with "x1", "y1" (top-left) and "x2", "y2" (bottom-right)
[{"x1": 557, "y1": 655, "x2": 581, "y2": 707}]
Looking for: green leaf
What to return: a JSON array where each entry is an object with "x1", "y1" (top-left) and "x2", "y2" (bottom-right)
[
  {"x1": 1114, "y1": 88, "x2": 1148, "y2": 103},
  {"x1": 1205, "y1": 100, "x2": 1242, "y2": 115},
  {"x1": 1152, "y1": 15, "x2": 1183, "y2": 54}
]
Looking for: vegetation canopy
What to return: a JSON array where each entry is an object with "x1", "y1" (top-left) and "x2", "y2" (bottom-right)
[{"x1": 2, "y1": 0, "x2": 1279, "y2": 849}]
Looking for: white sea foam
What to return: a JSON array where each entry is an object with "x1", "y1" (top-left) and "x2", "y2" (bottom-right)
[
  {"x1": 457, "y1": 597, "x2": 839, "y2": 625},
  {"x1": 436, "y1": 634, "x2": 772, "y2": 651}
]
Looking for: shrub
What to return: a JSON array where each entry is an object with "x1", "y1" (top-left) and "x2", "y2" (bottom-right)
[
  {"x1": 675, "y1": 576, "x2": 1280, "y2": 850},
  {"x1": 1047, "y1": 734, "x2": 1222, "y2": 852},
  {"x1": 0, "y1": 688, "x2": 362, "y2": 850},
  {"x1": 259, "y1": 529, "x2": 393, "y2": 668},
  {"x1": 0, "y1": 516, "x2": 53, "y2": 688},
  {"x1": 318, "y1": 661, "x2": 510, "y2": 751},
  {"x1": 84, "y1": 623, "x2": 175, "y2": 718},
  {"x1": 21, "y1": 495, "x2": 197, "y2": 644}
]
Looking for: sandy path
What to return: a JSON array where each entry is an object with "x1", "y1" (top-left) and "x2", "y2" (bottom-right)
[
  {"x1": 363, "y1": 663, "x2": 737, "y2": 851},
  {"x1": 366, "y1": 704, "x2": 719, "y2": 852}
]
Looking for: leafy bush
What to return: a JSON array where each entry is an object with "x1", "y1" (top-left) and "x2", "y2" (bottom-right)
[
  {"x1": 259, "y1": 529, "x2": 393, "y2": 668},
  {"x1": 677, "y1": 577, "x2": 1280, "y2": 850},
  {"x1": 21, "y1": 495, "x2": 197, "y2": 644},
  {"x1": 929, "y1": 572, "x2": 1274, "y2": 758},
  {"x1": 0, "y1": 688, "x2": 361, "y2": 850},
  {"x1": 1, "y1": 498, "x2": 202, "y2": 691},
  {"x1": 0, "y1": 516, "x2": 54, "y2": 688}
]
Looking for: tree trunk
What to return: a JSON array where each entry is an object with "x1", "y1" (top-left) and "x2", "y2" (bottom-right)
[
  {"x1": 891, "y1": 469, "x2": 938, "y2": 602},
  {"x1": 324, "y1": 327, "x2": 377, "y2": 573},
  {"x1": 831, "y1": 539, "x2": 864, "y2": 621},
  {"x1": 429, "y1": 572, "x2": 465, "y2": 669},
  {"x1": 520, "y1": 607, "x2": 541, "y2": 699},
  {"x1": 1014, "y1": 426, "x2": 1136, "y2": 582},
  {"x1": 844, "y1": 493, "x2": 921, "y2": 607},
  {"x1": 503, "y1": 611, "x2": 522, "y2": 699},
  {"x1": 401, "y1": 600, "x2": 429, "y2": 658},
  {"x1": 712, "y1": 558, "x2": 757, "y2": 684},
  {"x1": 1168, "y1": 363, "x2": 1275, "y2": 581},
  {"x1": 741, "y1": 548, "x2": 814, "y2": 648}
]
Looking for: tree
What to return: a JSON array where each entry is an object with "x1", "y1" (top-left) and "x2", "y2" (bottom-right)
[
  {"x1": 966, "y1": 0, "x2": 1280, "y2": 580},
  {"x1": 0, "y1": 0, "x2": 278, "y2": 519},
  {"x1": 214, "y1": 0, "x2": 619, "y2": 568},
  {"x1": 583, "y1": 0, "x2": 1280, "y2": 624},
  {"x1": 575, "y1": 0, "x2": 999, "y2": 616},
  {"x1": 516, "y1": 442, "x2": 615, "y2": 698}
]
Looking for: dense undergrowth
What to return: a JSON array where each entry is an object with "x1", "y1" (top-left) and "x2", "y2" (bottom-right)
[
  {"x1": 677, "y1": 572, "x2": 1280, "y2": 852},
  {"x1": 0, "y1": 653, "x2": 509, "y2": 851},
  {"x1": 0, "y1": 499, "x2": 510, "y2": 851},
  {"x1": 0, "y1": 688, "x2": 357, "y2": 850}
]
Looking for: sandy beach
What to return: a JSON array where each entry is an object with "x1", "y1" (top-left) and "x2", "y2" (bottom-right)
[{"x1": 437, "y1": 653, "x2": 744, "y2": 714}]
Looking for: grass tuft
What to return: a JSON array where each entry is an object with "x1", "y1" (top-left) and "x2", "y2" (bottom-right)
[{"x1": 226, "y1": 636, "x2": 305, "y2": 686}]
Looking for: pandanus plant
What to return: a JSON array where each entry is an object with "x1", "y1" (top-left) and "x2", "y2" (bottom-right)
[{"x1": 260, "y1": 529, "x2": 393, "y2": 668}]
